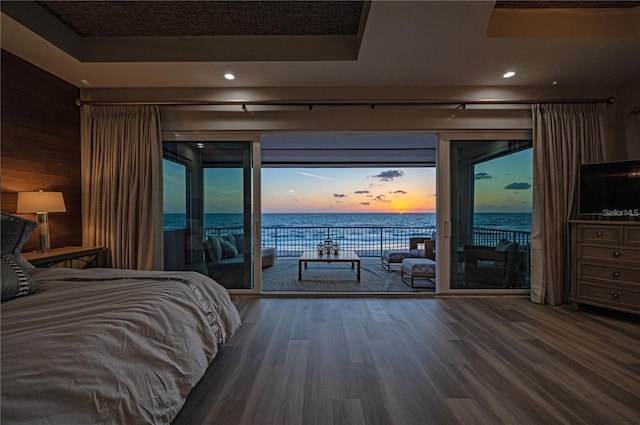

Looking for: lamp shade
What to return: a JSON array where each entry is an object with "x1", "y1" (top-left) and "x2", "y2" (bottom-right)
[{"x1": 16, "y1": 191, "x2": 67, "y2": 213}]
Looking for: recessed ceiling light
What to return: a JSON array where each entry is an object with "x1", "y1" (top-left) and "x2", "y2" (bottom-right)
[
  {"x1": 503, "y1": 71, "x2": 516, "y2": 79},
  {"x1": 224, "y1": 73, "x2": 235, "y2": 80},
  {"x1": 80, "y1": 79, "x2": 91, "y2": 86}
]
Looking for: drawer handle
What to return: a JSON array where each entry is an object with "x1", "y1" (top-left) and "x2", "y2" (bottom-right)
[
  {"x1": 596, "y1": 231, "x2": 603, "y2": 236},
  {"x1": 613, "y1": 271, "x2": 620, "y2": 278},
  {"x1": 612, "y1": 251, "x2": 620, "y2": 258},
  {"x1": 611, "y1": 293, "x2": 620, "y2": 299}
]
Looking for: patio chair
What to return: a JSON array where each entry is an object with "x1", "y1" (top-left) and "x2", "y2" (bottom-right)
[
  {"x1": 463, "y1": 238, "x2": 523, "y2": 288},
  {"x1": 381, "y1": 237, "x2": 434, "y2": 271}
]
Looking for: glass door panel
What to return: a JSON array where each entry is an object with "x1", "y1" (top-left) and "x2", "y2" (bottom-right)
[
  {"x1": 448, "y1": 138, "x2": 532, "y2": 290},
  {"x1": 163, "y1": 140, "x2": 254, "y2": 290},
  {"x1": 162, "y1": 158, "x2": 190, "y2": 270}
]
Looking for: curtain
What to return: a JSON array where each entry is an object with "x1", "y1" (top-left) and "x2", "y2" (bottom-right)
[
  {"x1": 81, "y1": 105, "x2": 163, "y2": 270},
  {"x1": 530, "y1": 103, "x2": 607, "y2": 305}
]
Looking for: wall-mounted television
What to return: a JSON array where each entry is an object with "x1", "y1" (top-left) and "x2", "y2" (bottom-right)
[{"x1": 579, "y1": 160, "x2": 640, "y2": 220}]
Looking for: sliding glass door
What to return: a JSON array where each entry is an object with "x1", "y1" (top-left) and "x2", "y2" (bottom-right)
[
  {"x1": 163, "y1": 139, "x2": 257, "y2": 291},
  {"x1": 438, "y1": 132, "x2": 532, "y2": 293}
]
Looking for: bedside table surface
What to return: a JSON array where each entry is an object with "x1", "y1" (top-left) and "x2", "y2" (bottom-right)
[{"x1": 23, "y1": 246, "x2": 105, "y2": 264}]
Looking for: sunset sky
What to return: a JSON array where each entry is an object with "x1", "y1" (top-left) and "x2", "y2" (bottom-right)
[
  {"x1": 262, "y1": 167, "x2": 436, "y2": 213},
  {"x1": 164, "y1": 148, "x2": 532, "y2": 214}
]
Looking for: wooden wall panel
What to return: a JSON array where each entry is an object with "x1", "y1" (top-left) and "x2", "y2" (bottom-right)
[{"x1": 1, "y1": 49, "x2": 81, "y2": 252}]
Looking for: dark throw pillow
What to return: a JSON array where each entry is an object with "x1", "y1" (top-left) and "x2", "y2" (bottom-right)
[
  {"x1": 232, "y1": 233, "x2": 245, "y2": 255},
  {"x1": 210, "y1": 236, "x2": 223, "y2": 261},
  {"x1": 204, "y1": 236, "x2": 223, "y2": 262},
  {"x1": 1, "y1": 254, "x2": 40, "y2": 301},
  {"x1": 1, "y1": 212, "x2": 37, "y2": 256},
  {"x1": 220, "y1": 240, "x2": 238, "y2": 259},
  {"x1": 495, "y1": 238, "x2": 516, "y2": 253}
]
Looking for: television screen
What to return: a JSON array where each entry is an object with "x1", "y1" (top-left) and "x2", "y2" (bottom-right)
[{"x1": 579, "y1": 160, "x2": 640, "y2": 219}]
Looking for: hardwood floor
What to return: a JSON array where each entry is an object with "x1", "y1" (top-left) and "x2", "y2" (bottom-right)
[{"x1": 172, "y1": 297, "x2": 640, "y2": 425}]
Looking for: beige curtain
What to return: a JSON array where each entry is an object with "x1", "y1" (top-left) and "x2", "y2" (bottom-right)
[
  {"x1": 530, "y1": 103, "x2": 607, "y2": 305},
  {"x1": 81, "y1": 105, "x2": 163, "y2": 270}
]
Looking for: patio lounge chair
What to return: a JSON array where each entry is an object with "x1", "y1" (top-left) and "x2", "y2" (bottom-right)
[
  {"x1": 381, "y1": 237, "x2": 434, "y2": 271},
  {"x1": 463, "y1": 238, "x2": 523, "y2": 288}
]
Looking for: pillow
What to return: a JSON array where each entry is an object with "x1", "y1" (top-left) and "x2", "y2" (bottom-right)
[
  {"x1": 203, "y1": 236, "x2": 223, "y2": 262},
  {"x1": 232, "y1": 233, "x2": 245, "y2": 254},
  {"x1": 16, "y1": 255, "x2": 35, "y2": 269},
  {"x1": 1, "y1": 212, "x2": 37, "y2": 256},
  {"x1": 1, "y1": 254, "x2": 40, "y2": 301},
  {"x1": 495, "y1": 238, "x2": 517, "y2": 253},
  {"x1": 220, "y1": 240, "x2": 238, "y2": 259},
  {"x1": 221, "y1": 234, "x2": 236, "y2": 249}
]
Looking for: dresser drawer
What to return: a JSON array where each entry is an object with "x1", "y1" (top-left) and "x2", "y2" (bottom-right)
[
  {"x1": 577, "y1": 282, "x2": 640, "y2": 309},
  {"x1": 580, "y1": 245, "x2": 640, "y2": 263},
  {"x1": 577, "y1": 225, "x2": 623, "y2": 244},
  {"x1": 626, "y1": 227, "x2": 640, "y2": 246},
  {"x1": 578, "y1": 261, "x2": 640, "y2": 285}
]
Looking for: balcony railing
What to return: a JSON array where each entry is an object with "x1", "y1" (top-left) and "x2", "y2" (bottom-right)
[{"x1": 204, "y1": 226, "x2": 531, "y2": 257}]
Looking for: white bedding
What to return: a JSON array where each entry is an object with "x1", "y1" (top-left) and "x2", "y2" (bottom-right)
[{"x1": 1, "y1": 267, "x2": 241, "y2": 425}]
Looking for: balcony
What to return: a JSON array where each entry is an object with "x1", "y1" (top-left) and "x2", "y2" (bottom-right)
[{"x1": 198, "y1": 225, "x2": 531, "y2": 292}]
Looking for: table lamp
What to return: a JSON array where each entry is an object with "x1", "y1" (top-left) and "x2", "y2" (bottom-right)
[{"x1": 16, "y1": 190, "x2": 67, "y2": 252}]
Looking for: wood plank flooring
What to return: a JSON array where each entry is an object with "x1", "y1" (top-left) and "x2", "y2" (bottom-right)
[{"x1": 172, "y1": 297, "x2": 640, "y2": 425}]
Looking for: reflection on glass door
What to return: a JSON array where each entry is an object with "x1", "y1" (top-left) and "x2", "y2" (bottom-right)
[
  {"x1": 449, "y1": 139, "x2": 532, "y2": 290},
  {"x1": 163, "y1": 158, "x2": 189, "y2": 270},
  {"x1": 163, "y1": 141, "x2": 254, "y2": 290}
]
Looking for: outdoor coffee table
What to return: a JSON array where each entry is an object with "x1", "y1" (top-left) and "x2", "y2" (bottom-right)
[{"x1": 298, "y1": 250, "x2": 361, "y2": 282}]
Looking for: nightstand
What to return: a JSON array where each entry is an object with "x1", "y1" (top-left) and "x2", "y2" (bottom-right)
[{"x1": 23, "y1": 246, "x2": 107, "y2": 269}]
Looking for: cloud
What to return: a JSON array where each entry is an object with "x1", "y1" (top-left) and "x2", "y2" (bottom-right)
[
  {"x1": 294, "y1": 171, "x2": 333, "y2": 181},
  {"x1": 333, "y1": 193, "x2": 347, "y2": 198},
  {"x1": 475, "y1": 172, "x2": 492, "y2": 180},
  {"x1": 372, "y1": 170, "x2": 405, "y2": 181},
  {"x1": 504, "y1": 182, "x2": 532, "y2": 190},
  {"x1": 354, "y1": 190, "x2": 370, "y2": 194},
  {"x1": 360, "y1": 202, "x2": 370, "y2": 206},
  {"x1": 374, "y1": 194, "x2": 391, "y2": 203},
  {"x1": 391, "y1": 190, "x2": 407, "y2": 195}
]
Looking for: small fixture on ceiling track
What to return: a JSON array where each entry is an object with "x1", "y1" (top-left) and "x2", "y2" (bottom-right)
[
  {"x1": 196, "y1": 143, "x2": 205, "y2": 148},
  {"x1": 224, "y1": 73, "x2": 235, "y2": 80},
  {"x1": 503, "y1": 71, "x2": 516, "y2": 79}
]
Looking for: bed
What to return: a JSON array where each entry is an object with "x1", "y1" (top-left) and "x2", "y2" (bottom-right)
[{"x1": 1, "y1": 213, "x2": 242, "y2": 425}]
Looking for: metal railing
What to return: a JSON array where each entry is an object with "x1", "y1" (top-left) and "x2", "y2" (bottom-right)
[
  {"x1": 204, "y1": 226, "x2": 530, "y2": 257},
  {"x1": 472, "y1": 227, "x2": 531, "y2": 248}
]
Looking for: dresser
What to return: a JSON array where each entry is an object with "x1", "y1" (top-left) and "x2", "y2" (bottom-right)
[{"x1": 569, "y1": 221, "x2": 640, "y2": 314}]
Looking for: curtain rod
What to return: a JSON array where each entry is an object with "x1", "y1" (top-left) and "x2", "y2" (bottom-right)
[{"x1": 74, "y1": 97, "x2": 616, "y2": 107}]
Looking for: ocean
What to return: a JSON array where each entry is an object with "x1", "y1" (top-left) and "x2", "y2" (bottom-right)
[{"x1": 164, "y1": 212, "x2": 531, "y2": 232}]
